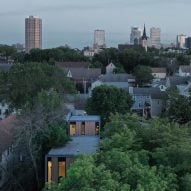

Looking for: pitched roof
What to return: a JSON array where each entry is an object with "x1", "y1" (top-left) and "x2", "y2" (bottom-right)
[
  {"x1": 130, "y1": 87, "x2": 165, "y2": 99},
  {"x1": 65, "y1": 68, "x2": 101, "y2": 81},
  {"x1": 179, "y1": 65, "x2": 191, "y2": 73},
  {"x1": 168, "y1": 76, "x2": 190, "y2": 86},
  {"x1": 47, "y1": 136, "x2": 99, "y2": 156},
  {"x1": 152, "y1": 67, "x2": 167, "y2": 73},
  {"x1": 55, "y1": 62, "x2": 90, "y2": 68},
  {"x1": 99, "y1": 73, "x2": 135, "y2": 82},
  {"x1": 0, "y1": 115, "x2": 16, "y2": 155}
]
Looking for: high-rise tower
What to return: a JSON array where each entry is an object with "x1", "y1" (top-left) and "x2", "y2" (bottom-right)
[
  {"x1": 25, "y1": 16, "x2": 42, "y2": 53},
  {"x1": 150, "y1": 27, "x2": 161, "y2": 49},
  {"x1": 130, "y1": 27, "x2": 142, "y2": 45},
  {"x1": 93, "y1": 30, "x2": 106, "y2": 51}
]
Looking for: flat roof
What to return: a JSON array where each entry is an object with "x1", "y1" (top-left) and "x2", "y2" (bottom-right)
[
  {"x1": 47, "y1": 136, "x2": 100, "y2": 157},
  {"x1": 66, "y1": 115, "x2": 100, "y2": 122}
]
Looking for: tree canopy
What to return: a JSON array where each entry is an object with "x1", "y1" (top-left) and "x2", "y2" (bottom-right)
[
  {"x1": 86, "y1": 85, "x2": 133, "y2": 125},
  {"x1": 0, "y1": 62, "x2": 75, "y2": 109},
  {"x1": 133, "y1": 65, "x2": 153, "y2": 86}
]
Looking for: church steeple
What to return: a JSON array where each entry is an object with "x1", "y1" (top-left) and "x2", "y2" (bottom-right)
[{"x1": 142, "y1": 24, "x2": 147, "y2": 40}]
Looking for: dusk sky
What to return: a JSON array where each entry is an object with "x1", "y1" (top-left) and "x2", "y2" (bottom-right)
[{"x1": 1, "y1": 0, "x2": 191, "y2": 49}]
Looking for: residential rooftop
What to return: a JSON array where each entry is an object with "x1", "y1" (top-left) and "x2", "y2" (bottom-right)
[
  {"x1": 66, "y1": 115, "x2": 100, "y2": 122},
  {"x1": 99, "y1": 73, "x2": 135, "y2": 82},
  {"x1": 47, "y1": 136, "x2": 99, "y2": 157}
]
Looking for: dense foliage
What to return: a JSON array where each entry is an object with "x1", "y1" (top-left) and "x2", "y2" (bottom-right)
[
  {"x1": 0, "y1": 62, "x2": 75, "y2": 109},
  {"x1": 86, "y1": 85, "x2": 133, "y2": 125},
  {"x1": 164, "y1": 89, "x2": 191, "y2": 124},
  {"x1": 14, "y1": 47, "x2": 88, "y2": 63},
  {"x1": 133, "y1": 65, "x2": 153, "y2": 86}
]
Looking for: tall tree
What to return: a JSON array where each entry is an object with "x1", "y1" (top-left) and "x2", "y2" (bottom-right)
[
  {"x1": 86, "y1": 85, "x2": 133, "y2": 125},
  {"x1": 133, "y1": 65, "x2": 153, "y2": 86},
  {"x1": 2, "y1": 62, "x2": 75, "y2": 109}
]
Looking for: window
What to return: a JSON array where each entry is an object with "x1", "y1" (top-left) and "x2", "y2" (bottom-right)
[
  {"x1": 48, "y1": 158, "x2": 52, "y2": 183},
  {"x1": 58, "y1": 158, "x2": 66, "y2": 182},
  {"x1": 95, "y1": 122, "x2": 100, "y2": 135},
  {"x1": 81, "y1": 122, "x2": 85, "y2": 135},
  {"x1": 70, "y1": 122, "x2": 76, "y2": 136}
]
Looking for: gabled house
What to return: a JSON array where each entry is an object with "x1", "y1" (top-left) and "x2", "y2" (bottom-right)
[
  {"x1": 106, "y1": 62, "x2": 116, "y2": 74},
  {"x1": 179, "y1": 65, "x2": 191, "y2": 77},
  {"x1": 129, "y1": 87, "x2": 165, "y2": 117},
  {"x1": 89, "y1": 73, "x2": 135, "y2": 96},
  {"x1": 65, "y1": 68, "x2": 101, "y2": 93},
  {"x1": 177, "y1": 82, "x2": 191, "y2": 97},
  {"x1": 0, "y1": 115, "x2": 15, "y2": 189},
  {"x1": 166, "y1": 76, "x2": 189, "y2": 88},
  {"x1": 151, "y1": 67, "x2": 167, "y2": 79}
]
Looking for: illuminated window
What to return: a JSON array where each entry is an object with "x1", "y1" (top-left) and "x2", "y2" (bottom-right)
[
  {"x1": 95, "y1": 122, "x2": 100, "y2": 135},
  {"x1": 81, "y1": 122, "x2": 85, "y2": 135},
  {"x1": 70, "y1": 122, "x2": 76, "y2": 136},
  {"x1": 58, "y1": 158, "x2": 66, "y2": 182},
  {"x1": 48, "y1": 158, "x2": 52, "y2": 183}
]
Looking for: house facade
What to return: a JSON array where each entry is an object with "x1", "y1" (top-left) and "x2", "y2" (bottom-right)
[
  {"x1": 66, "y1": 115, "x2": 100, "y2": 136},
  {"x1": 151, "y1": 67, "x2": 167, "y2": 79},
  {"x1": 129, "y1": 87, "x2": 165, "y2": 117},
  {"x1": 178, "y1": 65, "x2": 191, "y2": 77}
]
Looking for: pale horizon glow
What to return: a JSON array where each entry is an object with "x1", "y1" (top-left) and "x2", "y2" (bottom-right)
[{"x1": 0, "y1": 0, "x2": 191, "y2": 49}]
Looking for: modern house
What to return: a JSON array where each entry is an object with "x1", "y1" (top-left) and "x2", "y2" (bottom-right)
[
  {"x1": 66, "y1": 115, "x2": 100, "y2": 136},
  {"x1": 45, "y1": 136, "x2": 99, "y2": 184},
  {"x1": 45, "y1": 115, "x2": 101, "y2": 184},
  {"x1": 0, "y1": 115, "x2": 15, "y2": 189}
]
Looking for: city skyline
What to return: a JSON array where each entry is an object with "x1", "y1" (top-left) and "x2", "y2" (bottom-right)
[{"x1": 1, "y1": 0, "x2": 191, "y2": 48}]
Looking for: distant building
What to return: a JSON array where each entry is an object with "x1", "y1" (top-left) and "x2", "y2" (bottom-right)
[
  {"x1": 141, "y1": 24, "x2": 148, "y2": 52},
  {"x1": 177, "y1": 34, "x2": 187, "y2": 49},
  {"x1": 150, "y1": 27, "x2": 161, "y2": 49},
  {"x1": 83, "y1": 47, "x2": 95, "y2": 57},
  {"x1": 93, "y1": 30, "x2": 106, "y2": 50},
  {"x1": 12, "y1": 43, "x2": 24, "y2": 52},
  {"x1": 185, "y1": 37, "x2": 191, "y2": 49},
  {"x1": 130, "y1": 27, "x2": 142, "y2": 45},
  {"x1": 25, "y1": 16, "x2": 42, "y2": 53}
]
